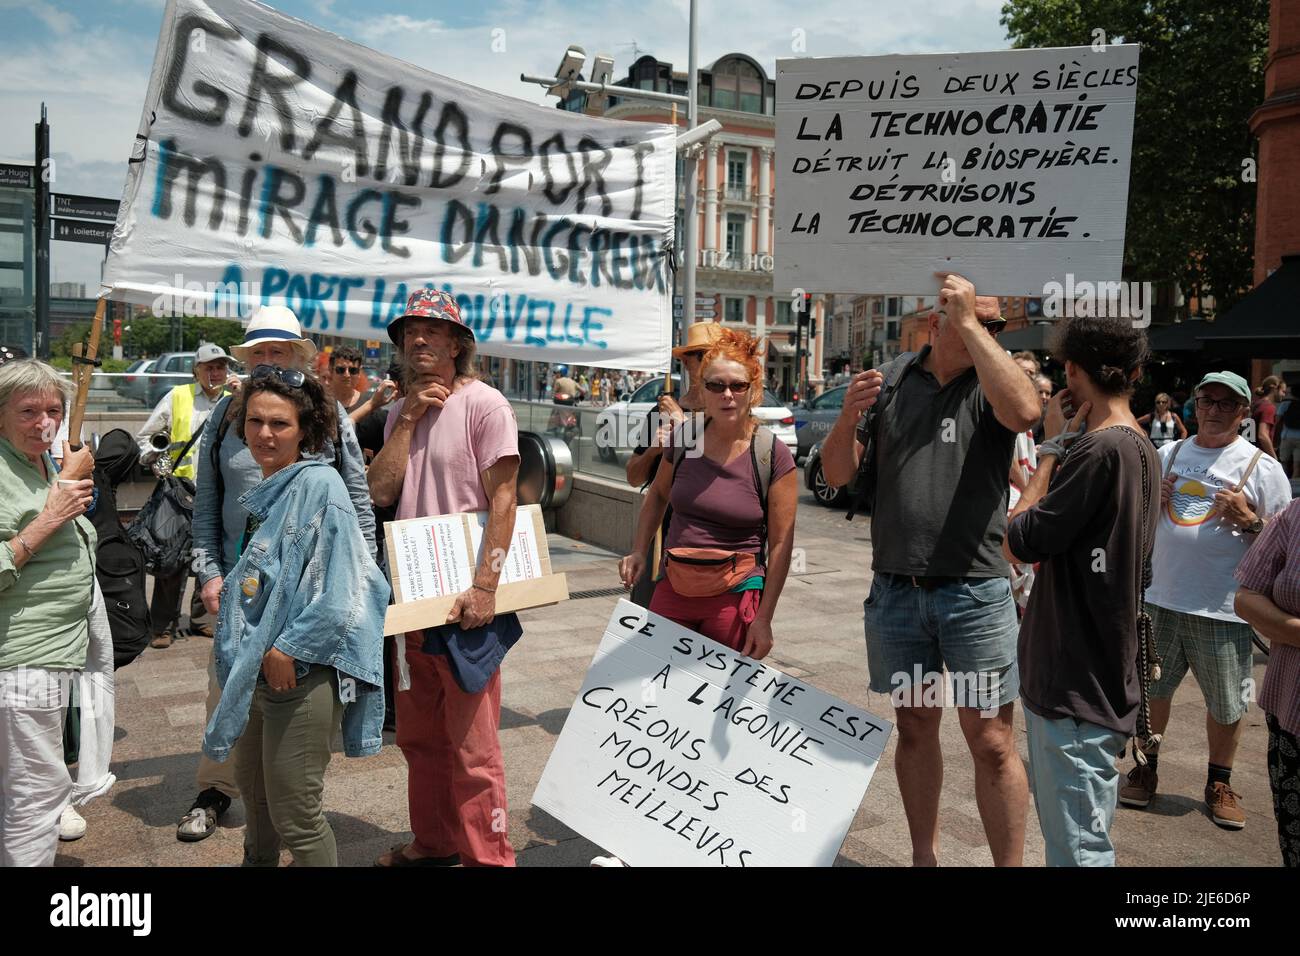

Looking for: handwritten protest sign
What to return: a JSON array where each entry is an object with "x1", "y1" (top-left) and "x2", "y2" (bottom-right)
[
  {"x1": 775, "y1": 45, "x2": 1139, "y2": 295},
  {"x1": 532, "y1": 600, "x2": 893, "y2": 867},
  {"x1": 383, "y1": 504, "x2": 566, "y2": 635},
  {"x1": 103, "y1": 0, "x2": 676, "y2": 371}
]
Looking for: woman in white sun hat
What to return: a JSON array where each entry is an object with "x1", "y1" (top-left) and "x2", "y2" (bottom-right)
[{"x1": 173, "y1": 305, "x2": 377, "y2": 848}]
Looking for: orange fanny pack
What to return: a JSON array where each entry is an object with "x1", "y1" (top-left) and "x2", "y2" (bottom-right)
[{"x1": 663, "y1": 548, "x2": 757, "y2": 597}]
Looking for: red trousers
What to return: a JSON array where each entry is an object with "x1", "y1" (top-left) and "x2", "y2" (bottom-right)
[
  {"x1": 648, "y1": 578, "x2": 760, "y2": 652},
  {"x1": 395, "y1": 634, "x2": 516, "y2": 867}
]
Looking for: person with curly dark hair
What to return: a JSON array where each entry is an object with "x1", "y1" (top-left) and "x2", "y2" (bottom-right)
[
  {"x1": 1003, "y1": 316, "x2": 1160, "y2": 865},
  {"x1": 201, "y1": 366, "x2": 388, "y2": 866}
]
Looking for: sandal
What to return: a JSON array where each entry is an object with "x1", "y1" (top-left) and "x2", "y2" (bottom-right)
[
  {"x1": 176, "y1": 788, "x2": 231, "y2": 843},
  {"x1": 373, "y1": 843, "x2": 460, "y2": 867}
]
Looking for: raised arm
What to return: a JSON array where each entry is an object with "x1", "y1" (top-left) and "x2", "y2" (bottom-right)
[{"x1": 937, "y1": 273, "x2": 1040, "y2": 433}]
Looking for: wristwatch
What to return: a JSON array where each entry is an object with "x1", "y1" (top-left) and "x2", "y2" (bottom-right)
[{"x1": 1243, "y1": 515, "x2": 1265, "y2": 535}]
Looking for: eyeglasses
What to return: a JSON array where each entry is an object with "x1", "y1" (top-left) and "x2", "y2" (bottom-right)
[
  {"x1": 703, "y1": 380, "x2": 751, "y2": 395},
  {"x1": 333, "y1": 365, "x2": 361, "y2": 376},
  {"x1": 251, "y1": 364, "x2": 306, "y2": 388},
  {"x1": 1195, "y1": 396, "x2": 1245, "y2": 413}
]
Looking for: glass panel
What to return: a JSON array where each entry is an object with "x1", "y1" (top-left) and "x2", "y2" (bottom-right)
[{"x1": 712, "y1": 87, "x2": 736, "y2": 110}]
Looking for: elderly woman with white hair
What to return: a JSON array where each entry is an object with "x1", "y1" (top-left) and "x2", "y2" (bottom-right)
[{"x1": 0, "y1": 358, "x2": 98, "y2": 866}]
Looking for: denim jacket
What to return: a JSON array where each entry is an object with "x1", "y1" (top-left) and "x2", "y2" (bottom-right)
[
  {"x1": 192, "y1": 395, "x2": 376, "y2": 587},
  {"x1": 202, "y1": 460, "x2": 389, "y2": 761}
]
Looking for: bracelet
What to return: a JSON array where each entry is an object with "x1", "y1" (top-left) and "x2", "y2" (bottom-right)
[
  {"x1": 472, "y1": 583, "x2": 497, "y2": 594},
  {"x1": 15, "y1": 535, "x2": 35, "y2": 558}
]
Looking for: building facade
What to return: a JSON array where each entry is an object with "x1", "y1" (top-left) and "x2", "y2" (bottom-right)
[{"x1": 570, "y1": 53, "x2": 827, "y2": 400}]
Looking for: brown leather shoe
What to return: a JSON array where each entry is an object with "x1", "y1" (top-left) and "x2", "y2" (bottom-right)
[
  {"x1": 1205, "y1": 782, "x2": 1245, "y2": 829},
  {"x1": 1119, "y1": 763, "x2": 1158, "y2": 808},
  {"x1": 149, "y1": 632, "x2": 174, "y2": 649}
]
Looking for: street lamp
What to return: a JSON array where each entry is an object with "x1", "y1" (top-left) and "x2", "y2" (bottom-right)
[{"x1": 522, "y1": 0, "x2": 702, "y2": 353}]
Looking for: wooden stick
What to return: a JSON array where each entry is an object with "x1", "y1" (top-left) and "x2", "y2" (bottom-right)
[
  {"x1": 666, "y1": 101, "x2": 680, "y2": 399},
  {"x1": 67, "y1": 297, "x2": 106, "y2": 450}
]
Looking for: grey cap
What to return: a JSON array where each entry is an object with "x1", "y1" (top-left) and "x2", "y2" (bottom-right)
[{"x1": 195, "y1": 342, "x2": 229, "y2": 365}]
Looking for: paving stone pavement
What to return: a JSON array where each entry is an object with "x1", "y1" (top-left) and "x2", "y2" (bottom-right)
[{"x1": 57, "y1": 514, "x2": 1284, "y2": 867}]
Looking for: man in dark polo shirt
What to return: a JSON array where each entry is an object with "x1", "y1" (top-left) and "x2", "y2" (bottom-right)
[
  {"x1": 1003, "y1": 316, "x2": 1158, "y2": 865},
  {"x1": 822, "y1": 272, "x2": 1041, "y2": 867}
]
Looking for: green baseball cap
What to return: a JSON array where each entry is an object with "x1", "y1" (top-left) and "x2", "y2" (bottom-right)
[{"x1": 1195, "y1": 371, "x2": 1251, "y2": 403}]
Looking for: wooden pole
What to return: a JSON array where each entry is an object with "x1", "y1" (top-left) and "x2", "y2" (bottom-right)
[
  {"x1": 666, "y1": 101, "x2": 679, "y2": 399},
  {"x1": 67, "y1": 296, "x2": 106, "y2": 450}
]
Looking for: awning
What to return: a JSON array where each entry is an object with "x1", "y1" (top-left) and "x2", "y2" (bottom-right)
[
  {"x1": 1196, "y1": 254, "x2": 1300, "y2": 357},
  {"x1": 1147, "y1": 319, "x2": 1212, "y2": 353},
  {"x1": 769, "y1": 340, "x2": 796, "y2": 356},
  {"x1": 996, "y1": 322, "x2": 1058, "y2": 352}
]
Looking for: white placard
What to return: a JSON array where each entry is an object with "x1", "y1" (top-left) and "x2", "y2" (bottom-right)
[
  {"x1": 389, "y1": 514, "x2": 472, "y2": 601},
  {"x1": 101, "y1": 0, "x2": 676, "y2": 372},
  {"x1": 388, "y1": 505, "x2": 545, "y2": 601},
  {"x1": 470, "y1": 509, "x2": 543, "y2": 585},
  {"x1": 775, "y1": 45, "x2": 1139, "y2": 295},
  {"x1": 532, "y1": 601, "x2": 893, "y2": 867}
]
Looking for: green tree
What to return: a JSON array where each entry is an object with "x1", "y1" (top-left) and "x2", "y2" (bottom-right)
[{"x1": 1000, "y1": 0, "x2": 1269, "y2": 318}]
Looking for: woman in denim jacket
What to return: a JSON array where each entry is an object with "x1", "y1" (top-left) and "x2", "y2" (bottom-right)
[{"x1": 201, "y1": 367, "x2": 388, "y2": 867}]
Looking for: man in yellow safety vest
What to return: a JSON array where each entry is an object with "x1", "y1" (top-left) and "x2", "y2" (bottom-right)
[{"x1": 136, "y1": 342, "x2": 234, "y2": 648}]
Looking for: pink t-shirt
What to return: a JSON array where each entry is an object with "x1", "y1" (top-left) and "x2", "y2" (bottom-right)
[{"x1": 385, "y1": 379, "x2": 519, "y2": 518}]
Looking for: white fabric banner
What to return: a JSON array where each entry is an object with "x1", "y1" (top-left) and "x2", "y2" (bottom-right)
[
  {"x1": 103, "y1": 0, "x2": 676, "y2": 371},
  {"x1": 775, "y1": 45, "x2": 1139, "y2": 296}
]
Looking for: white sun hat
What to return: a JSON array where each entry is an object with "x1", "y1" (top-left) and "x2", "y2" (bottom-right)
[{"x1": 230, "y1": 306, "x2": 318, "y2": 366}]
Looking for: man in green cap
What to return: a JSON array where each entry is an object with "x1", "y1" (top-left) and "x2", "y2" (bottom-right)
[{"x1": 1120, "y1": 371, "x2": 1292, "y2": 829}]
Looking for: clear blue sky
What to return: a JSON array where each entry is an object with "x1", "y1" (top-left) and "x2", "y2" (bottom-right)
[{"x1": 0, "y1": 0, "x2": 1012, "y2": 288}]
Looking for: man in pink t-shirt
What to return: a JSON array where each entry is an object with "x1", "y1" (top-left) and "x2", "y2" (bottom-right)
[{"x1": 368, "y1": 287, "x2": 521, "y2": 868}]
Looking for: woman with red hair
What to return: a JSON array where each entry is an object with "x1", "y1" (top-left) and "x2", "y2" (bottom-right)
[{"x1": 619, "y1": 328, "x2": 798, "y2": 659}]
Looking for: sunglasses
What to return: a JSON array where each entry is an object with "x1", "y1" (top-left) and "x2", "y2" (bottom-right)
[
  {"x1": 703, "y1": 380, "x2": 751, "y2": 395},
  {"x1": 251, "y1": 364, "x2": 306, "y2": 388},
  {"x1": 935, "y1": 310, "x2": 1007, "y2": 335},
  {"x1": 333, "y1": 365, "x2": 361, "y2": 376}
]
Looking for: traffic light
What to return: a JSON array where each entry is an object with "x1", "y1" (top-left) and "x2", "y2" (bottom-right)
[
  {"x1": 787, "y1": 330, "x2": 797, "y2": 346},
  {"x1": 799, "y1": 292, "x2": 812, "y2": 327}
]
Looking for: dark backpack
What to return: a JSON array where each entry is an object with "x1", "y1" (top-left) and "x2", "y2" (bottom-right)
[
  {"x1": 126, "y1": 421, "x2": 200, "y2": 578},
  {"x1": 89, "y1": 429, "x2": 153, "y2": 669}
]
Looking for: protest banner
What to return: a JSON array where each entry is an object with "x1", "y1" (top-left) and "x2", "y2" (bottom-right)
[
  {"x1": 382, "y1": 503, "x2": 567, "y2": 636},
  {"x1": 102, "y1": 0, "x2": 677, "y2": 371},
  {"x1": 775, "y1": 45, "x2": 1140, "y2": 295},
  {"x1": 532, "y1": 600, "x2": 893, "y2": 867}
]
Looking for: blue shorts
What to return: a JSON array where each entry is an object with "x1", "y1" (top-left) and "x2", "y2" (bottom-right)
[{"x1": 862, "y1": 572, "x2": 1020, "y2": 710}]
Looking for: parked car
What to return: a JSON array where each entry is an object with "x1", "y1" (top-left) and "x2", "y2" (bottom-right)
[
  {"x1": 142, "y1": 351, "x2": 197, "y2": 407},
  {"x1": 596, "y1": 374, "x2": 797, "y2": 463},
  {"x1": 793, "y1": 384, "x2": 846, "y2": 463},
  {"x1": 116, "y1": 358, "x2": 156, "y2": 405},
  {"x1": 803, "y1": 439, "x2": 851, "y2": 508}
]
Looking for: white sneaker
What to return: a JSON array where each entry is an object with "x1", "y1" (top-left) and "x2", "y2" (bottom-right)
[
  {"x1": 59, "y1": 805, "x2": 86, "y2": 842},
  {"x1": 589, "y1": 855, "x2": 626, "y2": 867}
]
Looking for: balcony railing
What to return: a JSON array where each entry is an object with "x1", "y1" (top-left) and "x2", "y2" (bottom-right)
[{"x1": 724, "y1": 184, "x2": 751, "y2": 202}]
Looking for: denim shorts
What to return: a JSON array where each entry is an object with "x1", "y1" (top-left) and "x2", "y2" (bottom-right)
[
  {"x1": 863, "y1": 572, "x2": 1020, "y2": 710},
  {"x1": 1024, "y1": 708, "x2": 1126, "y2": 866}
]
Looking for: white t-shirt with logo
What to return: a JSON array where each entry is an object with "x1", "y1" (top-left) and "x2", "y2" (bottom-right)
[{"x1": 1147, "y1": 437, "x2": 1293, "y2": 621}]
